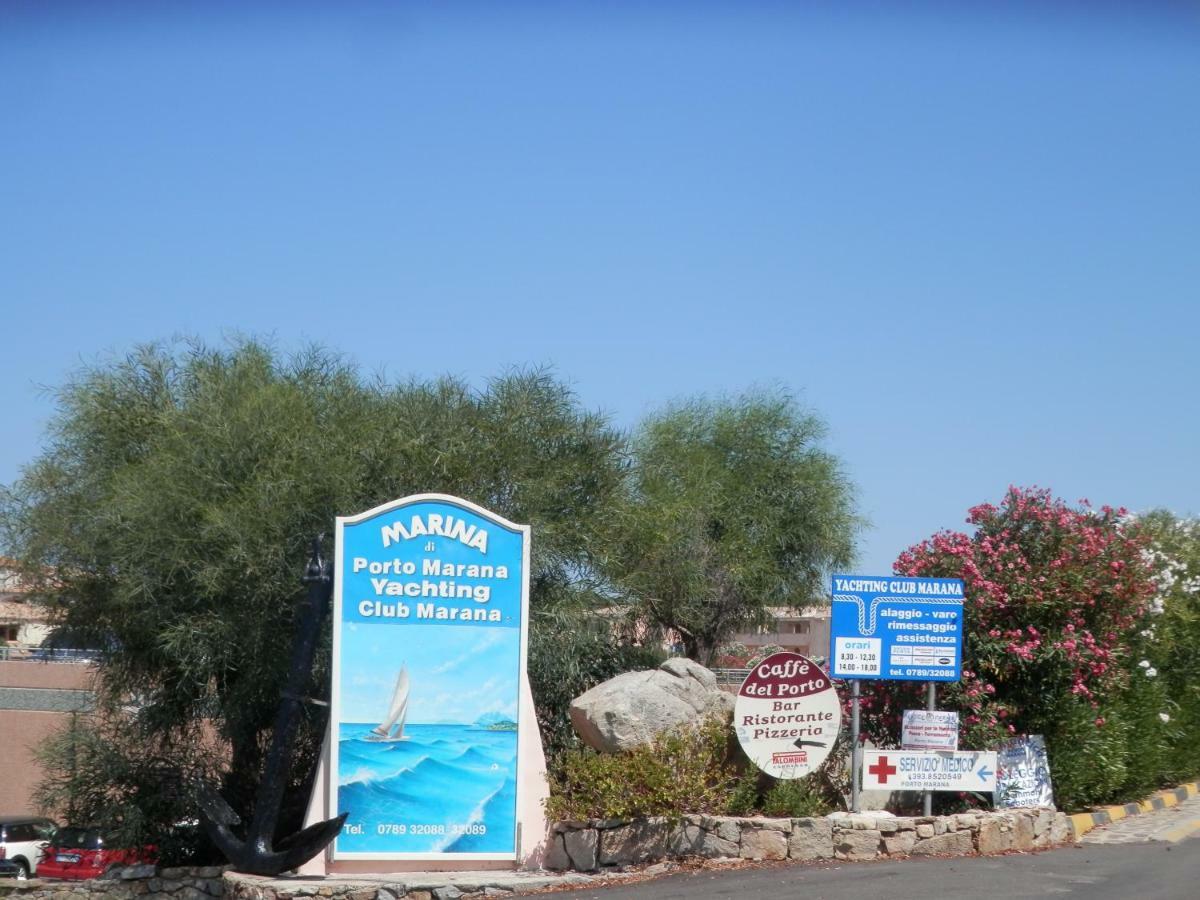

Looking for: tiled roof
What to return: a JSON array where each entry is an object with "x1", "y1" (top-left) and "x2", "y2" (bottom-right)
[
  {"x1": 0, "y1": 598, "x2": 48, "y2": 623},
  {"x1": 0, "y1": 560, "x2": 33, "y2": 594}
]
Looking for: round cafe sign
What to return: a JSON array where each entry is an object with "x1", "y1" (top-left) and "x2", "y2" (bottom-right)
[{"x1": 734, "y1": 652, "x2": 842, "y2": 779}]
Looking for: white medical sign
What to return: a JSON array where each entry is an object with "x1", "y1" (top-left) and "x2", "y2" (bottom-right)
[
  {"x1": 862, "y1": 750, "x2": 996, "y2": 792},
  {"x1": 901, "y1": 710, "x2": 959, "y2": 751}
]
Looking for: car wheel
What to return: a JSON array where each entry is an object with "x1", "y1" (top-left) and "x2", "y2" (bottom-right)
[{"x1": 14, "y1": 860, "x2": 30, "y2": 881}]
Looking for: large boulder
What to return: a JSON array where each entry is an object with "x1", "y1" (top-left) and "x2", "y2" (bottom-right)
[{"x1": 568, "y1": 657, "x2": 734, "y2": 752}]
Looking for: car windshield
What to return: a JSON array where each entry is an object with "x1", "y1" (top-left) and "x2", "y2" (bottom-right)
[{"x1": 53, "y1": 828, "x2": 102, "y2": 850}]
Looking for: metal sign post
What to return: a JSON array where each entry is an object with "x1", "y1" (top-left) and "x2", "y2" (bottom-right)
[
  {"x1": 851, "y1": 680, "x2": 862, "y2": 813},
  {"x1": 923, "y1": 682, "x2": 936, "y2": 816}
]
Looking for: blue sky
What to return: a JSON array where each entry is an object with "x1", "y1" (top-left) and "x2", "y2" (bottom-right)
[{"x1": 2, "y1": 1, "x2": 1197, "y2": 574}]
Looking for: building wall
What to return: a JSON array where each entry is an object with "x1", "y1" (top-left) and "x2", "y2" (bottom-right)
[
  {"x1": 732, "y1": 610, "x2": 832, "y2": 662},
  {"x1": 0, "y1": 660, "x2": 95, "y2": 815},
  {"x1": 0, "y1": 710, "x2": 81, "y2": 815}
]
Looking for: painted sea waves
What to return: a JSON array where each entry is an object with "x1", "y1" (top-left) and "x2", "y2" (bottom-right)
[{"x1": 337, "y1": 723, "x2": 517, "y2": 854}]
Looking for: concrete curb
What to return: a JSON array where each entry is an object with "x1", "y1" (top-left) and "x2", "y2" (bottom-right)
[{"x1": 1067, "y1": 780, "x2": 1200, "y2": 839}]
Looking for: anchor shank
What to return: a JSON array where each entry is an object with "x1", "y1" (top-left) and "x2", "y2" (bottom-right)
[{"x1": 248, "y1": 538, "x2": 333, "y2": 848}]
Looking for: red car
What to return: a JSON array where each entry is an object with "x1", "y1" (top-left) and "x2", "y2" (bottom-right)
[{"x1": 35, "y1": 827, "x2": 156, "y2": 881}]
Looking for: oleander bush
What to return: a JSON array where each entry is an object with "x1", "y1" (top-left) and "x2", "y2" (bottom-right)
[
  {"x1": 1136, "y1": 510, "x2": 1200, "y2": 781},
  {"x1": 859, "y1": 487, "x2": 1196, "y2": 811}
]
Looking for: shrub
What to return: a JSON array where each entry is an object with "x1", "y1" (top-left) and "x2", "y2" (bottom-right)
[
  {"x1": 546, "y1": 714, "x2": 844, "y2": 822},
  {"x1": 761, "y1": 778, "x2": 830, "y2": 818},
  {"x1": 546, "y1": 718, "x2": 739, "y2": 821},
  {"x1": 34, "y1": 711, "x2": 223, "y2": 864}
]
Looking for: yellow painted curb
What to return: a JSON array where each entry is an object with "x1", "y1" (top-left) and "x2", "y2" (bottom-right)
[
  {"x1": 1067, "y1": 779, "x2": 1200, "y2": 839},
  {"x1": 1161, "y1": 818, "x2": 1200, "y2": 843},
  {"x1": 1069, "y1": 812, "x2": 1098, "y2": 838}
]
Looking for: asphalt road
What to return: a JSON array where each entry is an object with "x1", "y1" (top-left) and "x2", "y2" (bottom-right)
[{"x1": 551, "y1": 840, "x2": 1199, "y2": 900}]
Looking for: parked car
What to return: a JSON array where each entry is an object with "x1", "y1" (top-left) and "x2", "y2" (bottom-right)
[
  {"x1": 0, "y1": 816, "x2": 58, "y2": 879},
  {"x1": 34, "y1": 827, "x2": 155, "y2": 881}
]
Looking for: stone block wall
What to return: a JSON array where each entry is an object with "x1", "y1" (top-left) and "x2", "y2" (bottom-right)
[
  {"x1": 0, "y1": 866, "x2": 227, "y2": 900},
  {"x1": 544, "y1": 807, "x2": 1073, "y2": 870}
]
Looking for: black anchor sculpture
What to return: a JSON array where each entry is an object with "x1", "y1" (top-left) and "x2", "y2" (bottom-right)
[{"x1": 200, "y1": 536, "x2": 348, "y2": 875}]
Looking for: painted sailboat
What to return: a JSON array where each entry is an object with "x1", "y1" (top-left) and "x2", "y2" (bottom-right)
[{"x1": 365, "y1": 663, "x2": 410, "y2": 742}]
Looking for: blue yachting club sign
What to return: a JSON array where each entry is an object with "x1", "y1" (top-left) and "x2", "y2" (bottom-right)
[
  {"x1": 829, "y1": 574, "x2": 965, "y2": 682},
  {"x1": 329, "y1": 495, "x2": 530, "y2": 861}
]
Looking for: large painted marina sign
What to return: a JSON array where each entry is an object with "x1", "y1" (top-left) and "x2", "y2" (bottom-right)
[{"x1": 329, "y1": 495, "x2": 530, "y2": 861}]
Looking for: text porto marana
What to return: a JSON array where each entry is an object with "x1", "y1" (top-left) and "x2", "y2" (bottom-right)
[{"x1": 352, "y1": 512, "x2": 512, "y2": 622}]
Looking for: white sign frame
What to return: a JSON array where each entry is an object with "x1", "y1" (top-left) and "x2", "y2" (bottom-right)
[
  {"x1": 733, "y1": 652, "x2": 842, "y2": 780},
  {"x1": 862, "y1": 750, "x2": 997, "y2": 792},
  {"x1": 328, "y1": 493, "x2": 532, "y2": 862},
  {"x1": 901, "y1": 710, "x2": 960, "y2": 752}
]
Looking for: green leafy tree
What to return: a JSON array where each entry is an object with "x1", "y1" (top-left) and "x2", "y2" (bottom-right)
[
  {"x1": 0, "y1": 340, "x2": 624, "y2": 853},
  {"x1": 606, "y1": 391, "x2": 859, "y2": 664}
]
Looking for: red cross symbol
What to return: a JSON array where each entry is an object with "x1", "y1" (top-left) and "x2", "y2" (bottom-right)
[{"x1": 869, "y1": 756, "x2": 898, "y2": 783}]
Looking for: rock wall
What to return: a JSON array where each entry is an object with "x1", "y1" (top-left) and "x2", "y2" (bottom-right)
[
  {"x1": 0, "y1": 868, "x2": 593, "y2": 900},
  {"x1": 0, "y1": 866, "x2": 227, "y2": 900},
  {"x1": 0, "y1": 810, "x2": 1074, "y2": 899},
  {"x1": 544, "y1": 808, "x2": 1073, "y2": 870}
]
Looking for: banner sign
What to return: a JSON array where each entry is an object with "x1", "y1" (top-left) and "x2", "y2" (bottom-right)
[
  {"x1": 829, "y1": 574, "x2": 965, "y2": 681},
  {"x1": 733, "y1": 652, "x2": 842, "y2": 779},
  {"x1": 329, "y1": 495, "x2": 530, "y2": 861},
  {"x1": 902, "y1": 710, "x2": 959, "y2": 751},
  {"x1": 995, "y1": 735, "x2": 1055, "y2": 808},
  {"x1": 862, "y1": 750, "x2": 997, "y2": 792}
]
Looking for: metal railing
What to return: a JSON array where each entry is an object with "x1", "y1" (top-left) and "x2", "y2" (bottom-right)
[
  {"x1": 712, "y1": 667, "x2": 752, "y2": 686},
  {"x1": 711, "y1": 658, "x2": 829, "y2": 686},
  {"x1": 0, "y1": 644, "x2": 97, "y2": 663}
]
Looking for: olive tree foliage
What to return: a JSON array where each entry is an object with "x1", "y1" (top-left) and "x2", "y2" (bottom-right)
[
  {"x1": 604, "y1": 392, "x2": 860, "y2": 665},
  {"x1": 0, "y1": 340, "x2": 624, "y2": 845}
]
